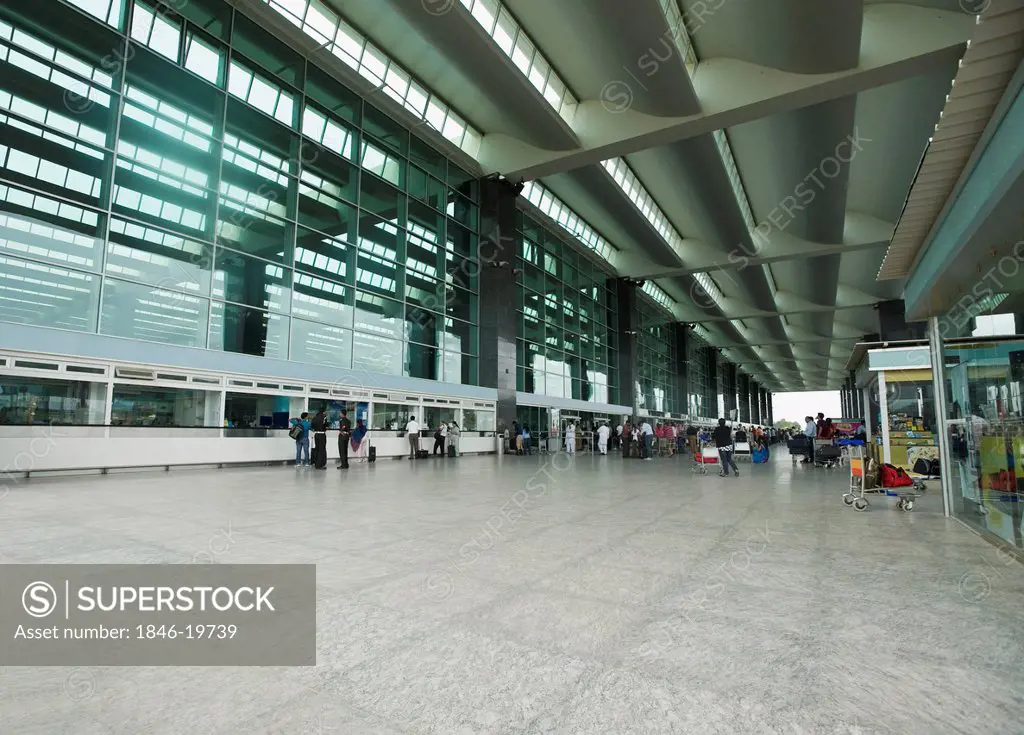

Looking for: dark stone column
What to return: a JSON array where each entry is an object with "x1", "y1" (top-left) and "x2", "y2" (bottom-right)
[
  {"x1": 750, "y1": 379, "x2": 761, "y2": 424},
  {"x1": 611, "y1": 278, "x2": 639, "y2": 415},
  {"x1": 478, "y1": 177, "x2": 520, "y2": 434},
  {"x1": 767, "y1": 390, "x2": 774, "y2": 425},
  {"x1": 722, "y1": 362, "x2": 737, "y2": 418},
  {"x1": 739, "y1": 373, "x2": 751, "y2": 423},
  {"x1": 877, "y1": 300, "x2": 926, "y2": 341},
  {"x1": 673, "y1": 324, "x2": 689, "y2": 418},
  {"x1": 706, "y1": 347, "x2": 718, "y2": 420}
]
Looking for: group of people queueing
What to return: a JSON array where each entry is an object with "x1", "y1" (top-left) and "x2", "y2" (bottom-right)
[{"x1": 289, "y1": 409, "x2": 368, "y2": 470}]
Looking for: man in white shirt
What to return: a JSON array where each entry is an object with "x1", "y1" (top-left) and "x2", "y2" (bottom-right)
[
  {"x1": 433, "y1": 421, "x2": 448, "y2": 456},
  {"x1": 406, "y1": 416, "x2": 421, "y2": 459},
  {"x1": 596, "y1": 422, "x2": 610, "y2": 455},
  {"x1": 565, "y1": 422, "x2": 576, "y2": 454},
  {"x1": 640, "y1": 420, "x2": 654, "y2": 461},
  {"x1": 803, "y1": 416, "x2": 816, "y2": 463}
]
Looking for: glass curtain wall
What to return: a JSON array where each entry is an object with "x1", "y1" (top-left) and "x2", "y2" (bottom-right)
[
  {"x1": 687, "y1": 332, "x2": 714, "y2": 419},
  {"x1": 636, "y1": 297, "x2": 677, "y2": 415},
  {"x1": 0, "y1": 0, "x2": 479, "y2": 384},
  {"x1": 515, "y1": 212, "x2": 618, "y2": 405}
]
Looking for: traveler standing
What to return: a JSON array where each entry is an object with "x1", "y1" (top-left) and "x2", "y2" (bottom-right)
[
  {"x1": 686, "y1": 424, "x2": 699, "y2": 457},
  {"x1": 713, "y1": 418, "x2": 739, "y2": 477},
  {"x1": 565, "y1": 422, "x2": 576, "y2": 454},
  {"x1": 522, "y1": 425, "x2": 532, "y2": 455},
  {"x1": 640, "y1": 420, "x2": 654, "y2": 461},
  {"x1": 290, "y1": 412, "x2": 311, "y2": 467},
  {"x1": 310, "y1": 409, "x2": 328, "y2": 469},
  {"x1": 337, "y1": 409, "x2": 352, "y2": 470},
  {"x1": 433, "y1": 422, "x2": 447, "y2": 456},
  {"x1": 803, "y1": 416, "x2": 816, "y2": 463},
  {"x1": 448, "y1": 420, "x2": 460, "y2": 457},
  {"x1": 597, "y1": 422, "x2": 610, "y2": 455},
  {"x1": 406, "y1": 415, "x2": 421, "y2": 459}
]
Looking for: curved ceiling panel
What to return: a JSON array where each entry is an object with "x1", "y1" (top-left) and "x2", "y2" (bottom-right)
[
  {"x1": 506, "y1": 0, "x2": 700, "y2": 116},
  {"x1": 680, "y1": 0, "x2": 863, "y2": 73}
]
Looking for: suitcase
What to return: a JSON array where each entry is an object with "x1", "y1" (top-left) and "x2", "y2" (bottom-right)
[
  {"x1": 368, "y1": 446, "x2": 376, "y2": 463},
  {"x1": 447, "y1": 444, "x2": 456, "y2": 458},
  {"x1": 416, "y1": 449, "x2": 430, "y2": 459}
]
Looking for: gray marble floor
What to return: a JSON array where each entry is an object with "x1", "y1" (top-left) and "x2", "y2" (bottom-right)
[{"x1": 1, "y1": 452, "x2": 1023, "y2": 734}]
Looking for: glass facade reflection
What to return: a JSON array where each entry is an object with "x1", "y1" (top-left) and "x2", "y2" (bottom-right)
[
  {"x1": 0, "y1": 0, "x2": 479, "y2": 383},
  {"x1": 515, "y1": 212, "x2": 617, "y2": 405},
  {"x1": 637, "y1": 298, "x2": 678, "y2": 415}
]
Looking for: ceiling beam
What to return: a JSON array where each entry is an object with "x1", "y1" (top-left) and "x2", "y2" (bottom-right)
[{"x1": 478, "y1": 5, "x2": 973, "y2": 179}]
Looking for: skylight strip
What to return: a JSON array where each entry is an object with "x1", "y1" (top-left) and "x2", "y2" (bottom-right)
[
  {"x1": 599, "y1": 158, "x2": 688, "y2": 265},
  {"x1": 693, "y1": 271, "x2": 722, "y2": 306},
  {"x1": 520, "y1": 181, "x2": 618, "y2": 268},
  {"x1": 457, "y1": 0, "x2": 577, "y2": 125},
  {"x1": 261, "y1": 0, "x2": 481, "y2": 157},
  {"x1": 641, "y1": 280, "x2": 673, "y2": 313},
  {"x1": 657, "y1": 0, "x2": 697, "y2": 74}
]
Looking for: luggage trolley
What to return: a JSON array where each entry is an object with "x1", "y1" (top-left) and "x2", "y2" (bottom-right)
[
  {"x1": 691, "y1": 441, "x2": 718, "y2": 475},
  {"x1": 843, "y1": 446, "x2": 925, "y2": 512}
]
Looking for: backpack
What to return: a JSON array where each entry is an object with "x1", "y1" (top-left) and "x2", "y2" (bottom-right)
[
  {"x1": 288, "y1": 424, "x2": 303, "y2": 441},
  {"x1": 881, "y1": 463, "x2": 914, "y2": 488},
  {"x1": 912, "y1": 458, "x2": 931, "y2": 476}
]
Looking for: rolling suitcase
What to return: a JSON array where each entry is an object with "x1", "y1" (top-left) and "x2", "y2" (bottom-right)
[
  {"x1": 447, "y1": 444, "x2": 456, "y2": 458},
  {"x1": 368, "y1": 445, "x2": 376, "y2": 463},
  {"x1": 416, "y1": 449, "x2": 430, "y2": 459}
]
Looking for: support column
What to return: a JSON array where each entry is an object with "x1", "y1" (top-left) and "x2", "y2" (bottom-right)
[
  {"x1": 767, "y1": 390, "x2": 774, "y2": 425},
  {"x1": 673, "y1": 324, "x2": 689, "y2": 419},
  {"x1": 478, "y1": 177, "x2": 520, "y2": 435},
  {"x1": 928, "y1": 316, "x2": 953, "y2": 517},
  {"x1": 705, "y1": 346, "x2": 718, "y2": 421},
  {"x1": 722, "y1": 363, "x2": 737, "y2": 418},
  {"x1": 738, "y1": 373, "x2": 751, "y2": 423},
  {"x1": 611, "y1": 277, "x2": 639, "y2": 415},
  {"x1": 750, "y1": 379, "x2": 761, "y2": 424}
]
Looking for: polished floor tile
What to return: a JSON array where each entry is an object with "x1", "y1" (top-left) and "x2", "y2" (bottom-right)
[{"x1": 0, "y1": 452, "x2": 1021, "y2": 733}]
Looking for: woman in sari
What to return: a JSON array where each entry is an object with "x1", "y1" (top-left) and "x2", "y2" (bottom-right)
[{"x1": 350, "y1": 419, "x2": 369, "y2": 462}]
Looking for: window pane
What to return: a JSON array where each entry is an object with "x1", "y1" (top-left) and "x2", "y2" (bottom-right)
[
  {"x1": 216, "y1": 195, "x2": 292, "y2": 261},
  {"x1": 360, "y1": 171, "x2": 404, "y2": 221},
  {"x1": 405, "y1": 305, "x2": 440, "y2": 347},
  {"x1": 305, "y1": 62, "x2": 361, "y2": 125},
  {"x1": 291, "y1": 269, "x2": 352, "y2": 328},
  {"x1": 176, "y1": 0, "x2": 231, "y2": 41},
  {"x1": 224, "y1": 391, "x2": 293, "y2": 429},
  {"x1": 298, "y1": 165, "x2": 356, "y2": 234},
  {"x1": 0, "y1": 185, "x2": 105, "y2": 270},
  {"x1": 290, "y1": 317, "x2": 352, "y2": 369},
  {"x1": 208, "y1": 301, "x2": 289, "y2": 359},
  {"x1": 407, "y1": 166, "x2": 446, "y2": 211},
  {"x1": 111, "y1": 385, "x2": 218, "y2": 427},
  {"x1": 294, "y1": 226, "x2": 353, "y2": 284},
  {"x1": 360, "y1": 139, "x2": 402, "y2": 187},
  {"x1": 351, "y1": 330, "x2": 402, "y2": 376},
  {"x1": 405, "y1": 341, "x2": 440, "y2": 381},
  {"x1": 354, "y1": 290, "x2": 403, "y2": 339},
  {"x1": 370, "y1": 403, "x2": 413, "y2": 430},
  {"x1": 106, "y1": 216, "x2": 212, "y2": 295},
  {"x1": 100, "y1": 276, "x2": 209, "y2": 346},
  {"x1": 409, "y1": 135, "x2": 445, "y2": 179},
  {"x1": 213, "y1": 246, "x2": 291, "y2": 312},
  {"x1": 363, "y1": 104, "x2": 407, "y2": 156},
  {"x1": 444, "y1": 317, "x2": 477, "y2": 355},
  {"x1": 184, "y1": 31, "x2": 224, "y2": 85},
  {"x1": 231, "y1": 13, "x2": 304, "y2": 88},
  {"x1": 0, "y1": 254, "x2": 99, "y2": 332},
  {"x1": 356, "y1": 213, "x2": 400, "y2": 297},
  {"x1": 0, "y1": 376, "x2": 106, "y2": 425}
]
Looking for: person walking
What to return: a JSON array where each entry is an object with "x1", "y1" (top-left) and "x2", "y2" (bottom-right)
[
  {"x1": 310, "y1": 409, "x2": 328, "y2": 469},
  {"x1": 640, "y1": 419, "x2": 654, "y2": 461},
  {"x1": 521, "y1": 425, "x2": 532, "y2": 455},
  {"x1": 686, "y1": 423, "x2": 699, "y2": 457},
  {"x1": 713, "y1": 418, "x2": 739, "y2": 477},
  {"x1": 565, "y1": 422, "x2": 576, "y2": 454},
  {"x1": 336, "y1": 409, "x2": 352, "y2": 470},
  {"x1": 406, "y1": 415, "x2": 421, "y2": 459},
  {"x1": 290, "y1": 412, "x2": 311, "y2": 467},
  {"x1": 596, "y1": 422, "x2": 610, "y2": 455}
]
